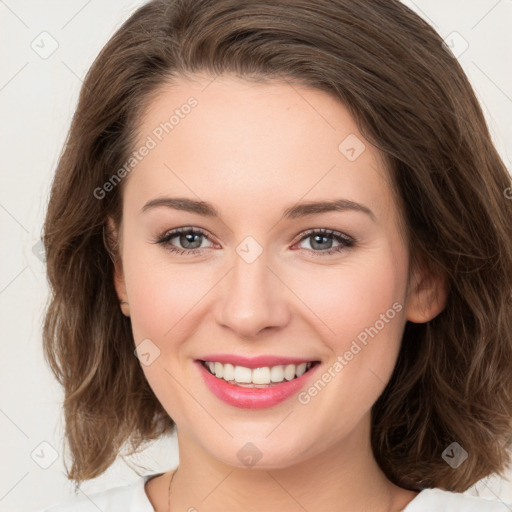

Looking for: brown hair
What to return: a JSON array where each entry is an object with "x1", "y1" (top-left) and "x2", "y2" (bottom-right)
[{"x1": 43, "y1": 0, "x2": 512, "y2": 492}]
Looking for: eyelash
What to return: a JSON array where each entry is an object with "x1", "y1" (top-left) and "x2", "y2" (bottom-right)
[{"x1": 153, "y1": 227, "x2": 355, "y2": 257}]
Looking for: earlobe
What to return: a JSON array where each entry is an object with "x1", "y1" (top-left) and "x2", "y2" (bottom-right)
[
  {"x1": 115, "y1": 272, "x2": 130, "y2": 317},
  {"x1": 405, "y1": 262, "x2": 448, "y2": 324},
  {"x1": 105, "y1": 217, "x2": 130, "y2": 317},
  {"x1": 119, "y1": 299, "x2": 130, "y2": 317}
]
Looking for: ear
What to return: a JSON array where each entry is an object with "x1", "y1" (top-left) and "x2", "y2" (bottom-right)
[
  {"x1": 404, "y1": 259, "x2": 448, "y2": 323},
  {"x1": 105, "y1": 216, "x2": 130, "y2": 317}
]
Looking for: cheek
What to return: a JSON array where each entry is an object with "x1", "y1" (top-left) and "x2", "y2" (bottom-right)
[
  {"x1": 291, "y1": 251, "x2": 407, "y2": 409},
  {"x1": 121, "y1": 252, "x2": 212, "y2": 416},
  {"x1": 124, "y1": 239, "x2": 407, "y2": 352},
  {"x1": 289, "y1": 258, "x2": 406, "y2": 421},
  {"x1": 122, "y1": 242, "x2": 221, "y2": 348},
  {"x1": 290, "y1": 255, "x2": 406, "y2": 349},
  {"x1": 126, "y1": 266, "x2": 199, "y2": 343}
]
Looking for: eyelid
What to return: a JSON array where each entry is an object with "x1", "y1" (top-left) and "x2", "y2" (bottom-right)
[
  {"x1": 292, "y1": 227, "x2": 353, "y2": 244},
  {"x1": 291, "y1": 228, "x2": 355, "y2": 255},
  {"x1": 154, "y1": 226, "x2": 355, "y2": 256},
  {"x1": 155, "y1": 226, "x2": 217, "y2": 247}
]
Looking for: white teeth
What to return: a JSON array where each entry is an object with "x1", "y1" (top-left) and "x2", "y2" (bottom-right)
[
  {"x1": 223, "y1": 363, "x2": 235, "y2": 381},
  {"x1": 295, "y1": 362, "x2": 307, "y2": 377},
  {"x1": 252, "y1": 366, "x2": 271, "y2": 384},
  {"x1": 234, "y1": 365, "x2": 252, "y2": 383},
  {"x1": 284, "y1": 364, "x2": 296, "y2": 381},
  {"x1": 203, "y1": 360, "x2": 314, "y2": 386},
  {"x1": 270, "y1": 365, "x2": 284, "y2": 383},
  {"x1": 214, "y1": 362, "x2": 223, "y2": 378}
]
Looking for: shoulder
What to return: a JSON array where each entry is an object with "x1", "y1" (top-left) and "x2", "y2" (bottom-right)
[
  {"x1": 35, "y1": 474, "x2": 156, "y2": 512},
  {"x1": 404, "y1": 487, "x2": 512, "y2": 512}
]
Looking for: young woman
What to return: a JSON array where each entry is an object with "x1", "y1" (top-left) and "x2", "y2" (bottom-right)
[{"x1": 39, "y1": 0, "x2": 512, "y2": 510}]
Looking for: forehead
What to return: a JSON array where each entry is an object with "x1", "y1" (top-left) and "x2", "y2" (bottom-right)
[{"x1": 126, "y1": 73, "x2": 396, "y2": 225}]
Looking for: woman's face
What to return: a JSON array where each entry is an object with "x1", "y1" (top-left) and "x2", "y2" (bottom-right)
[{"x1": 112, "y1": 73, "x2": 443, "y2": 468}]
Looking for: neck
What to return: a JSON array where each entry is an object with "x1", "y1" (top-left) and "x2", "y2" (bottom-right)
[{"x1": 153, "y1": 416, "x2": 417, "y2": 512}]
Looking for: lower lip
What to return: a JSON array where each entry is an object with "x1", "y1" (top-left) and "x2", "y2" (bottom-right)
[{"x1": 196, "y1": 360, "x2": 320, "y2": 409}]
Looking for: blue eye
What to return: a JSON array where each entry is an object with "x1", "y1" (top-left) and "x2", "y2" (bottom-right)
[
  {"x1": 294, "y1": 228, "x2": 354, "y2": 256},
  {"x1": 154, "y1": 227, "x2": 354, "y2": 256},
  {"x1": 154, "y1": 227, "x2": 213, "y2": 256}
]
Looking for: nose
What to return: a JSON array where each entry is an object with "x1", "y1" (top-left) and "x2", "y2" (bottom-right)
[{"x1": 215, "y1": 249, "x2": 291, "y2": 339}]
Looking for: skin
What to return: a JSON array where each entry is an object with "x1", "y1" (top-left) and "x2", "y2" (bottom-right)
[{"x1": 110, "y1": 73, "x2": 447, "y2": 511}]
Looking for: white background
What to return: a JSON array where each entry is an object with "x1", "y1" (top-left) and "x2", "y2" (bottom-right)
[{"x1": 1, "y1": 1, "x2": 511, "y2": 510}]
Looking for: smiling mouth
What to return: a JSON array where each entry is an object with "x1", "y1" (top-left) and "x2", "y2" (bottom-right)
[{"x1": 199, "y1": 360, "x2": 320, "y2": 388}]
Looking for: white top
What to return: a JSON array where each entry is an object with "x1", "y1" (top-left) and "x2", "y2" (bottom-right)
[{"x1": 37, "y1": 474, "x2": 512, "y2": 512}]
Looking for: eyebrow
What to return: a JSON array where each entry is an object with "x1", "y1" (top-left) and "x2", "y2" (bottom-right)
[{"x1": 141, "y1": 197, "x2": 376, "y2": 221}]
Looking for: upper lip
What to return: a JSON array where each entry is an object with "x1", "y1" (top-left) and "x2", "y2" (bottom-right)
[{"x1": 197, "y1": 354, "x2": 319, "y2": 368}]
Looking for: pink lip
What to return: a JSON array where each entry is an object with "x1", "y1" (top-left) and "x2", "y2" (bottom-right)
[
  {"x1": 195, "y1": 360, "x2": 321, "y2": 409},
  {"x1": 197, "y1": 354, "x2": 318, "y2": 368}
]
